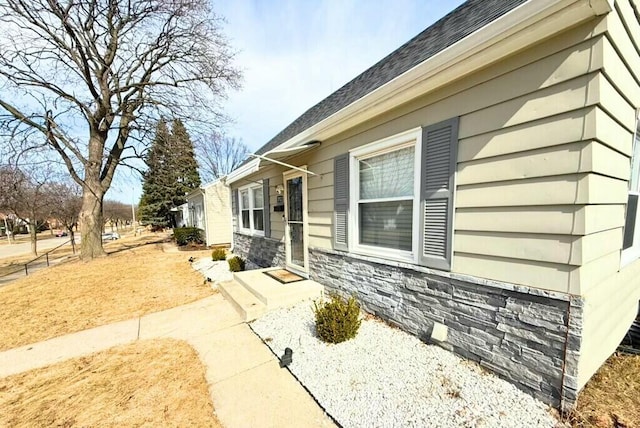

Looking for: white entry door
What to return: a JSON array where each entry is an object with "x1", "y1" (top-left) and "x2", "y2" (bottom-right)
[{"x1": 284, "y1": 169, "x2": 308, "y2": 273}]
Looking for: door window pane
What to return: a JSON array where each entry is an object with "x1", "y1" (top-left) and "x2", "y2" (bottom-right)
[
  {"x1": 288, "y1": 177, "x2": 303, "y2": 222},
  {"x1": 360, "y1": 146, "x2": 414, "y2": 200},
  {"x1": 289, "y1": 222, "x2": 304, "y2": 267},
  {"x1": 359, "y1": 200, "x2": 413, "y2": 251}
]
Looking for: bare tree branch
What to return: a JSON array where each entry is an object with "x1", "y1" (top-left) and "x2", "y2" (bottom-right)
[
  {"x1": 195, "y1": 131, "x2": 249, "y2": 182},
  {"x1": 0, "y1": 0, "x2": 241, "y2": 259}
]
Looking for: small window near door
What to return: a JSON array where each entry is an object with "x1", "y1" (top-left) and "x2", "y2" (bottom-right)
[{"x1": 238, "y1": 183, "x2": 265, "y2": 235}]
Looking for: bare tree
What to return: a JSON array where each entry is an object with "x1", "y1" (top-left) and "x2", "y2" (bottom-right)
[
  {"x1": 0, "y1": 0, "x2": 241, "y2": 259},
  {"x1": 195, "y1": 132, "x2": 249, "y2": 182},
  {"x1": 0, "y1": 165, "x2": 57, "y2": 255},
  {"x1": 50, "y1": 181, "x2": 82, "y2": 252},
  {"x1": 103, "y1": 199, "x2": 132, "y2": 231}
]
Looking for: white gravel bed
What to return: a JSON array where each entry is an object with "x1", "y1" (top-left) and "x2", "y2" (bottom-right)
[
  {"x1": 191, "y1": 257, "x2": 233, "y2": 284},
  {"x1": 251, "y1": 303, "x2": 561, "y2": 428}
]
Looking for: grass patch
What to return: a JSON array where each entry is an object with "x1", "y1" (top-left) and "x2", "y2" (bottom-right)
[
  {"x1": 0, "y1": 235, "x2": 214, "y2": 351},
  {"x1": 570, "y1": 353, "x2": 640, "y2": 427},
  {"x1": 0, "y1": 339, "x2": 222, "y2": 427}
]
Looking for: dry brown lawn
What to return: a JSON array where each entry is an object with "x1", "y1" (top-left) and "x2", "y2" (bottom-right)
[
  {"x1": 0, "y1": 339, "x2": 222, "y2": 427},
  {"x1": 0, "y1": 235, "x2": 214, "y2": 351},
  {"x1": 569, "y1": 353, "x2": 640, "y2": 428}
]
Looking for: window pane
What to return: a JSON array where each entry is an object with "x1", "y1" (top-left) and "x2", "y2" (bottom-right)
[
  {"x1": 624, "y1": 194, "x2": 638, "y2": 249},
  {"x1": 253, "y1": 210, "x2": 264, "y2": 231},
  {"x1": 360, "y1": 146, "x2": 414, "y2": 200},
  {"x1": 287, "y1": 177, "x2": 304, "y2": 222},
  {"x1": 253, "y1": 186, "x2": 264, "y2": 209},
  {"x1": 289, "y1": 222, "x2": 305, "y2": 267},
  {"x1": 241, "y1": 190, "x2": 249, "y2": 209},
  {"x1": 359, "y1": 200, "x2": 412, "y2": 251},
  {"x1": 630, "y1": 126, "x2": 640, "y2": 192},
  {"x1": 241, "y1": 210, "x2": 250, "y2": 229}
]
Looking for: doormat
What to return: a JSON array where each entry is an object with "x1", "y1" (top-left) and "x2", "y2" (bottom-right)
[{"x1": 264, "y1": 269, "x2": 305, "y2": 284}]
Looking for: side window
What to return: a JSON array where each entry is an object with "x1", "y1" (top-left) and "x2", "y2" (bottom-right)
[
  {"x1": 622, "y1": 112, "x2": 640, "y2": 266},
  {"x1": 340, "y1": 117, "x2": 458, "y2": 270},
  {"x1": 238, "y1": 183, "x2": 266, "y2": 235}
]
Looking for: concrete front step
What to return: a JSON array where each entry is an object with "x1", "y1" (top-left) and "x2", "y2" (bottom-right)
[
  {"x1": 234, "y1": 268, "x2": 324, "y2": 310},
  {"x1": 218, "y1": 280, "x2": 267, "y2": 322},
  {"x1": 219, "y1": 268, "x2": 324, "y2": 321}
]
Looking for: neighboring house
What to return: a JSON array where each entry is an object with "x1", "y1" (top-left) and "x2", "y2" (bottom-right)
[
  {"x1": 226, "y1": 0, "x2": 640, "y2": 410},
  {"x1": 186, "y1": 189, "x2": 205, "y2": 230},
  {"x1": 171, "y1": 203, "x2": 189, "y2": 228},
  {"x1": 186, "y1": 180, "x2": 232, "y2": 247}
]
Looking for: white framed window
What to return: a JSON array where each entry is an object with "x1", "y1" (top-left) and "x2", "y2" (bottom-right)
[
  {"x1": 622, "y1": 110, "x2": 640, "y2": 267},
  {"x1": 238, "y1": 183, "x2": 265, "y2": 235},
  {"x1": 349, "y1": 128, "x2": 422, "y2": 262}
]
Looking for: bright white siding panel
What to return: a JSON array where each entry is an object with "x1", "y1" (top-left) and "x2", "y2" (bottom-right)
[
  {"x1": 455, "y1": 205, "x2": 623, "y2": 235},
  {"x1": 602, "y1": 36, "x2": 640, "y2": 106},
  {"x1": 457, "y1": 141, "x2": 629, "y2": 185},
  {"x1": 453, "y1": 253, "x2": 574, "y2": 293},
  {"x1": 458, "y1": 108, "x2": 596, "y2": 162},
  {"x1": 579, "y1": 257, "x2": 640, "y2": 390},
  {"x1": 455, "y1": 232, "x2": 576, "y2": 265},
  {"x1": 454, "y1": 228, "x2": 621, "y2": 266},
  {"x1": 459, "y1": 73, "x2": 601, "y2": 139},
  {"x1": 457, "y1": 174, "x2": 628, "y2": 208},
  {"x1": 204, "y1": 182, "x2": 231, "y2": 245},
  {"x1": 593, "y1": 107, "x2": 634, "y2": 155}
]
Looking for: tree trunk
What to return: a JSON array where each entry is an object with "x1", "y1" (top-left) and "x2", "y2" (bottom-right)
[
  {"x1": 79, "y1": 187, "x2": 106, "y2": 259},
  {"x1": 29, "y1": 224, "x2": 37, "y2": 256}
]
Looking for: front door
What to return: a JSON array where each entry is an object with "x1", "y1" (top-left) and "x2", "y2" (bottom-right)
[{"x1": 284, "y1": 170, "x2": 308, "y2": 273}]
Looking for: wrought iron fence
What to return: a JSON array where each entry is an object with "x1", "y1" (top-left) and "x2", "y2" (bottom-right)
[{"x1": 0, "y1": 239, "x2": 76, "y2": 281}]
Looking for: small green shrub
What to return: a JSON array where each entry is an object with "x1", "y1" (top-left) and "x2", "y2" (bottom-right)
[
  {"x1": 227, "y1": 256, "x2": 245, "y2": 272},
  {"x1": 211, "y1": 248, "x2": 227, "y2": 261},
  {"x1": 314, "y1": 294, "x2": 362, "y2": 344},
  {"x1": 173, "y1": 227, "x2": 204, "y2": 246}
]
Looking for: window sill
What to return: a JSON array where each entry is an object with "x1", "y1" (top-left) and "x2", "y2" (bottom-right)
[
  {"x1": 351, "y1": 245, "x2": 415, "y2": 265},
  {"x1": 237, "y1": 229, "x2": 265, "y2": 238}
]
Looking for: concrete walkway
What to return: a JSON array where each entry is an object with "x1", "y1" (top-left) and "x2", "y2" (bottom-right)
[{"x1": 0, "y1": 294, "x2": 335, "y2": 428}]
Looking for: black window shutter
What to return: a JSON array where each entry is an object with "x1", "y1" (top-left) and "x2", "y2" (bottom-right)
[
  {"x1": 419, "y1": 117, "x2": 458, "y2": 270},
  {"x1": 263, "y1": 179, "x2": 271, "y2": 238},
  {"x1": 231, "y1": 189, "x2": 239, "y2": 232},
  {"x1": 334, "y1": 154, "x2": 349, "y2": 251}
]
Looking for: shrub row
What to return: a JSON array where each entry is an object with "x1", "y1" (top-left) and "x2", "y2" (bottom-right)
[{"x1": 173, "y1": 227, "x2": 204, "y2": 246}]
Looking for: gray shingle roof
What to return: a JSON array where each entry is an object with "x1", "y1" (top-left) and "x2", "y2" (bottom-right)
[{"x1": 254, "y1": 0, "x2": 529, "y2": 156}]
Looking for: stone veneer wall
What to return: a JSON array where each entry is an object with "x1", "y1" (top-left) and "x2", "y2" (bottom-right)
[
  {"x1": 233, "y1": 233, "x2": 285, "y2": 270},
  {"x1": 309, "y1": 247, "x2": 583, "y2": 410}
]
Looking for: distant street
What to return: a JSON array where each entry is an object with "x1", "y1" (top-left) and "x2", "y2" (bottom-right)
[{"x1": 0, "y1": 236, "x2": 78, "y2": 260}]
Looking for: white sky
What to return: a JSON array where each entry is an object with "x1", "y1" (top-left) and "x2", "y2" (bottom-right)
[{"x1": 107, "y1": 0, "x2": 465, "y2": 203}]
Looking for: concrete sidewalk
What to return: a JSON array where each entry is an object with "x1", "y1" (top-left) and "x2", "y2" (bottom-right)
[{"x1": 0, "y1": 294, "x2": 335, "y2": 428}]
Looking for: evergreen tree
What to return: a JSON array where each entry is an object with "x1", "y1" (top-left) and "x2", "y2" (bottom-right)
[
  {"x1": 138, "y1": 119, "x2": 202, "y2": 228},
  {"x1": 170, "y1": 119, "x2": 201, "y2": 203}
]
